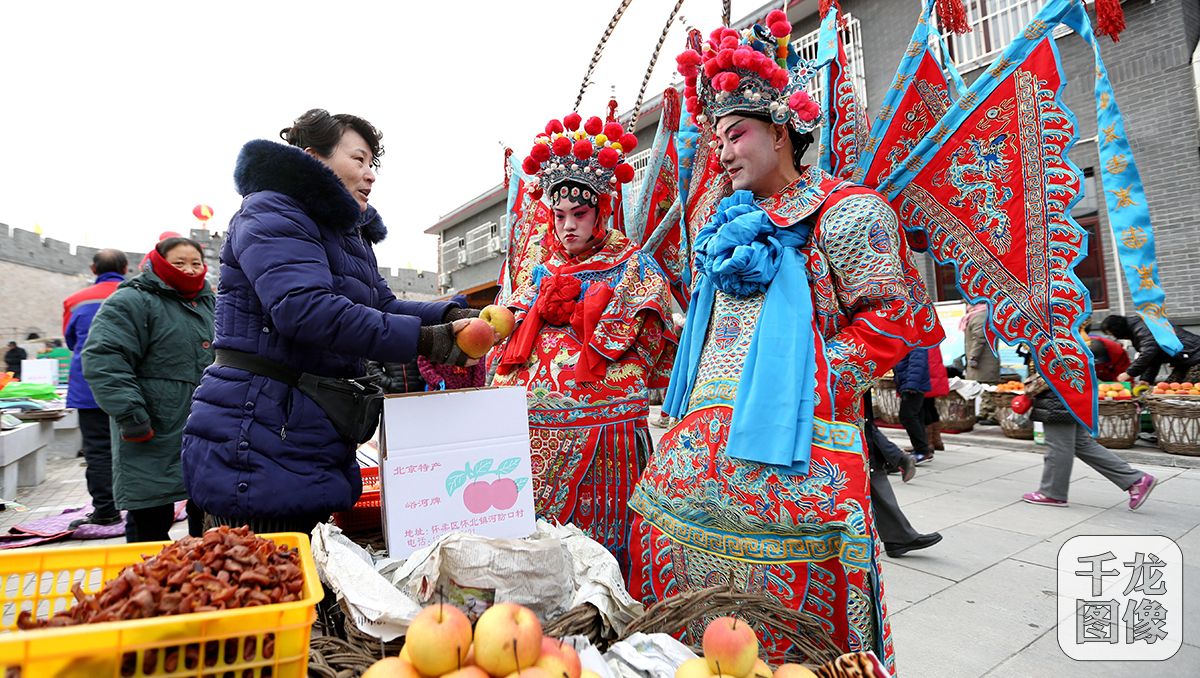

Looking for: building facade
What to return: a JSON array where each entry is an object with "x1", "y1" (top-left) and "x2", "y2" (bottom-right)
[{"x1": 428, "y1": 0, "x2": 1200, "y2": 326}]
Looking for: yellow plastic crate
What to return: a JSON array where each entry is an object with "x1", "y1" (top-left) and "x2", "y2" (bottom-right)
[{"x1": 0, "y1": 532, "x2": 321, "y2": 677}]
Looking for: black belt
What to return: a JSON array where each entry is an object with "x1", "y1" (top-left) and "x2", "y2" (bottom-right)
[{"x1": 214, "y1": 349, "x2": 301, "y2": 387}]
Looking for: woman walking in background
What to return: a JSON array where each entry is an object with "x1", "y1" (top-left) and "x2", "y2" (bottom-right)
[{"x1": 82, "y1": 237, "x2": 214, "y2": 542}]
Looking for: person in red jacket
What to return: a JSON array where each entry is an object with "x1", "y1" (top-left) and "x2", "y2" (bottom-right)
[
  {"x1": 62, "y1": 249, "x2": 128, "y2": 529},
  {"x1": 1088, "y1": 333, "x2": 1131, "y2": 382}
]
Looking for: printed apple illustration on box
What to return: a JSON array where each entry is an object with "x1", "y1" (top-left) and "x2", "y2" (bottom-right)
[{"x1": 445, "y1": 457, "x2": 530, "y2": 514}]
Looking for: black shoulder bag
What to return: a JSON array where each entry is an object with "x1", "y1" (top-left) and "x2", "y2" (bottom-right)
[{"x1": 214, "y1": 349, "x2": 385, "y2": 444}]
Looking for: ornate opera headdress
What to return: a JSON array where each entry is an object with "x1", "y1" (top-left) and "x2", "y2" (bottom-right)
[
  {"x1": 520, "y1": 101, "x2": 640, "y2": 207},
  {"x1": 676, "y1": 9, "x2": 822, "y2": 133}
]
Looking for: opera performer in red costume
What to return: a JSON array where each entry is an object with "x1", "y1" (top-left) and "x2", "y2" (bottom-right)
[
  {"x1": 627, "y1": 11, "x2": 943, "y2": 668},
  {"x1": 493, "y1": 111, "x2": 677, "y2": 578}
]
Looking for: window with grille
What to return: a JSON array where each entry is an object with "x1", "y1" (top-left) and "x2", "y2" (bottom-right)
[
  {"x1": 624, "y1": 147, "x2": 655, "y2": 207},
  {"x1": 938, "y1": 0, "x2": 1078, "y2": 72},
  {"x1": 792, "y1": 12, "x2": 867, "y2": 111},
  {"x1": 465, "y1": 221, "x2": 500, "y2": 264},
  {"x1": 440, "y1": 236, "x2": 466, "y2": 272}
]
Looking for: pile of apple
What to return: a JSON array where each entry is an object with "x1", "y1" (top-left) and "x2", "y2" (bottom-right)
[
  {"x1": 1152, "y1": 381, "x2": 1200, "y2": 397},
  {"x1": 674, "y1": 616, "x2": 818, "y2": 678},
  {"x1": 363, "y1": 602, "x2": 596, "y2": 678},
  {"x1": 1099, "y1": 382, "x2": 1133, "y2": 400},
  {"x1": 456, "y1": 305, "x2": 516, "y2": 359}
]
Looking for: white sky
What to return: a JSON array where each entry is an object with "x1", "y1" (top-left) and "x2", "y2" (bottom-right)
[{"x1": 0, "y1": 0, "x2": 769, "y2": 272}]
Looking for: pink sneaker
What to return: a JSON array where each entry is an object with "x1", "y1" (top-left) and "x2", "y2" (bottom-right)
[
  {"x1": 1128, "y1": 473, "x2": 1157, "y2": 511},
  {"x1": 1022, "y1": 491, "x2": 1068, "y2": 507}
]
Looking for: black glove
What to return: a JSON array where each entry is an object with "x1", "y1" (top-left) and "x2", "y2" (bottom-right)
[
  {"x1": 444, "y1": 306, "x2": 480, "y2": 322},
  {"x1": 418, "y1": 324, "x2": 470, "y2": 366}
]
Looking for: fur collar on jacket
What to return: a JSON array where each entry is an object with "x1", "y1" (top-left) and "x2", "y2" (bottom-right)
[{"x1": 233, "y1": 140, "x2": 387, "y2": 244}]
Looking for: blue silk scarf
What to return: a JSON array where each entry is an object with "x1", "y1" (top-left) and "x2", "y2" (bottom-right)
[{"x1": 663, "y1": 191, "x2": 818, "y2": 475}]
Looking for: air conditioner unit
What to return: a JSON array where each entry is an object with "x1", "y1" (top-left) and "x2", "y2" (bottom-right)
[
  {"x1": 438, "y1": 272, "x2": 451, "y2": 288},
  {"x1": 457, "y1": 250, "x2": 468, "y2": 265},
  {"x1": 487, "y1": 236, "x2": 501, "y2": 253}
]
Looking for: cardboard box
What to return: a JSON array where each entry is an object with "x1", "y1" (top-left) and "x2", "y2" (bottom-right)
[{"x1": 379, "y1": 386, "x2": 536, "y2": 559}]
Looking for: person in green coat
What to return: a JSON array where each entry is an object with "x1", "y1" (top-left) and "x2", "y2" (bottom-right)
[{"x1": 82, "y1": 237, "x2": 214, "y2": 542}]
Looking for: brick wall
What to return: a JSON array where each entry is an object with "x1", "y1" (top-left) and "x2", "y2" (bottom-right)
[{"x1": 0, "y1": 260, "x2": 92, "y2": 342}]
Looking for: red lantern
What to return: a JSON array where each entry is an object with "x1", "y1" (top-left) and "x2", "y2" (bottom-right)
[
  {"x1": 1010, "y1": 394, "x2": 1032, "y2": 415},
  {"x1": 193, "y1": 204, "x2": 214, "y2": 222}
]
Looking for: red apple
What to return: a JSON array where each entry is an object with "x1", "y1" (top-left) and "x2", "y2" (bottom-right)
[
  {"x1": 536, "y1": 637, "x2": 581, "y2": 678},
  {"x1": 773, "y1": 664, "x2": 818, "y2": 678},
  {"x1": 404, "y1": 603, "x2": 473, "y2": 676},
  {"x1": 473, "y1": 603, "x2": 543, "y2": 676},
  {"x1": 702, "y1": 616, "x2": 758, "y2": 678},
  {"x1": 674, "y1": 657, "x2": 713, "y2": 678},
  {"x1": 455, "y1": 317, "x2": 496, "y2": 359},
  {"x1": 481, "y1": 304, "x2": 517, "y2": 340},
  {"x1": 361, "y1": 657, "x2": 422, "y2": 678}
]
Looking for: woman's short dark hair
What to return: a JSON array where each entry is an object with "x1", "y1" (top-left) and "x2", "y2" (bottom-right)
[
  {"x1": 156, "y1": 237, "x2": 204, "y2": 258},
  {"x1": 280, "y1": 109, "x2": 384, "y2": 169}
]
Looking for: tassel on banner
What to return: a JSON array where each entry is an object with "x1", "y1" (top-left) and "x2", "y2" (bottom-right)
[
  {"x1": 1094, "y1": 0, "x2": 1126, "y2": 41},
  {"x1": 936, "y1": 0, "x2": 971, "y2": 34},
  {"x1": 818, "y1": 0, "x2": 840, "y2": 18},
  {"x1": 502, "y1": 147, "x2": 513, "y2": 190}
]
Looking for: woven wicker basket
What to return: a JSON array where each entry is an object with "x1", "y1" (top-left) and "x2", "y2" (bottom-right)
[
  {"x1": 873, "y1": 377, "x2": 901, "y2": 425},
  {"x1": 622, "y1": 584, "x2": 842, "y2": 666},
  {"x1": 935, "y1": 392, "x2": 975, "y2": 433},
  {"x1": 1145, "y1": 395, "x2": 1200, "y2": 456},
  {"x1": 308, "y1": 635, "x2": 379, "y2": 678},
  {"x1": 1096, "y1": 399, "x2": 1139, "y2": 449},
  {"x1": 994, "y1": 392, "x2": 1034, "y2": 440}
]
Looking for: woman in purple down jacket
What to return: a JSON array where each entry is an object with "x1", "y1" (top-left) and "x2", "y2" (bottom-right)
[{"x1": 182, "y1": 109, "x2": 479, "y2": 534}]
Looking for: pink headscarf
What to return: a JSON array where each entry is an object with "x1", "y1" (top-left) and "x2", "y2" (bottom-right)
[{"x1": 959, "y1": 303, "x2": 987, "y2": 332}]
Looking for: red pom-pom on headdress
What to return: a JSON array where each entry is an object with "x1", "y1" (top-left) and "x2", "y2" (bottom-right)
[
  {"x1": 583, "y1": 116, "x2": 604, "y2": 136},
  {"x1": 619, "y1": 133, "x2": 639, "y2": 152},
  {"x1": 765, "y1": 9, "x2": 788, "y2": 25},
  {"x1": 552, "y1": 136, "x2": 573, "y2": 156},
  {"x1": 597, "y1": 147, "x2": 619, "y2": 169},
  {"x1": 530, "y1": 144, "x2": 551, "y2": 162},
  {"x1": 714, "y1": 71, "x2": 742, "y2": 92},
  {"x1": 572, "y1": 139, "x2": 594, "y2": 160},
  {"x1": 563, "y1": 113, "x2": 582, "y2": 131},
  {"x1": 769, "y1": 70, "x2": 789, "y2": 89},
  {"x1": 769, "y1": 21, "x2": 791, "y2": 38},
  {"x1": 522, "y1": 157, "x2": 540, "y2": 175},
  {"x1": 545, "y1": 119, "x2": 564, "y2": 135},
  {"x1": 614, "y1": 163, "x2": 635, "y2": 183}
]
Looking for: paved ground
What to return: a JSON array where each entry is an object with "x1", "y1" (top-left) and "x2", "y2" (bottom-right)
[
  {"x1": 644, "y1": 413, "x2": 1199, "y2": 676},
  {"x1": 3, "y1": 419, "x2": 1197, "y2": 676}
]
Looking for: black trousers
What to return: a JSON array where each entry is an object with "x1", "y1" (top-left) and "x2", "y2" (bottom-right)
[
  {"x1": 77, "y1": 408, "x2": 118, "y2": 519},
  {"x1": 125, "y1": 504, "x2": 175, "y2": 543},
  {"x1": 899, "y1": 390, "x2": 931, "y2": 454}
]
